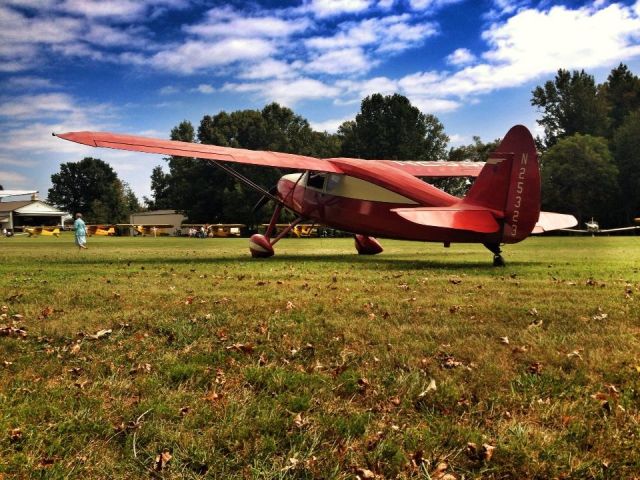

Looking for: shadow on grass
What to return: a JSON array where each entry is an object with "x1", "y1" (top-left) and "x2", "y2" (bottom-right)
[{"x1": 50, "y1": 253, "x2": 533, "y2": 271}]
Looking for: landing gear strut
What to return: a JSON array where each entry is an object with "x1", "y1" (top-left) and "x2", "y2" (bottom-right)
[
  {"x1": 484, "y1": 242, "x2": 505, "y2": 267},
  {"x1": 249, "y1": 204, "x2": 305, "y2": 258}
]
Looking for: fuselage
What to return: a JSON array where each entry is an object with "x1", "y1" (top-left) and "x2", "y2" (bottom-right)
[{"x1": 276, "y1": 171, "x2": 502, "y2": 244}]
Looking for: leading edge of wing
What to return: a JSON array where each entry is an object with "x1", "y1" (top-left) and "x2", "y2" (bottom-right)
[
  {"x1": 54, "y1": 131, "x2": 342, "y2": 173},
  {"x1": 372, "y1": 160, "x2": 485, "y2": 177}
]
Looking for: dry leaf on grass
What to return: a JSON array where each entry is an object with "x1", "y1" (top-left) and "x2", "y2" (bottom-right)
[
  {"x1": 499, "y1": 336, "x2": 509, "y2": 344},
  {"x1": 9, "y1": 428, "x2": 22, "y2": 442},
  {"x1": 528, "y1": 362, "x2": 543, "y2": 375},
  {"x1": 154, "y1": 449, "x2": 172, "y2": 471},
  {"x1": 226, "y1": 343, "x2": 255, "y2": 354},
  {"x1": 0, "y1": 324, "x2": 27, "y2": 338},
  {"x1": 87, "y1": 329, "x2": 111, "y2": 340},
  {"x1": 354, "y1": 467, "x2": 376, "y2": 479},
  {"x1": 417, "y1": 379, "x2": 437, "y2": 398}
]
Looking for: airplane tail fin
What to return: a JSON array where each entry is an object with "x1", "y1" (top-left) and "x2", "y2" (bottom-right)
[{"x1": 462, "y1": 125, "x2": 540, "y2": 243}]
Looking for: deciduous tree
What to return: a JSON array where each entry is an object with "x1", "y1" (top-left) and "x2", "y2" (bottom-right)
[
  {"x1": 48, "y1": 157, "x2": 139, "y2": 223},
  {"x1": 338, "y1": 94, "x2": 449, "y2": 160},
  {"x1": 531, "y1": 69, "x2": 609, "y2": 148},
  {"x1": 612, "y1": 110, "x2": 640, "y2": 224},
  {"x1": 541, "y1": 134, "x2": 618, "y2": 226}
]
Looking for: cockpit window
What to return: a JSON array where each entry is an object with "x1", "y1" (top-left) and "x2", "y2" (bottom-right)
[
  {"x1": 307, "y1": 173, "x2": 326, "y2": 190},
  {"x1": 325, "y1": 174, "x2": 341, "y2": 192}
]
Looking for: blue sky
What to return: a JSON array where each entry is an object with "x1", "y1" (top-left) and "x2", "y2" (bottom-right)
[{"x1": 1, "y1": 0, "x2": 640, "y2": 200}]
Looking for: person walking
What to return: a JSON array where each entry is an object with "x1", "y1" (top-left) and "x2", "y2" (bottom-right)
[{"x1": 74, "y1": 213, "x2": 88, "y2": 250}]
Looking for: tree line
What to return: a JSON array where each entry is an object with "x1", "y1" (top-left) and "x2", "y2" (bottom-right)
[
  {"x1": 533, "y1": 64, "x2": 640, "y2": 227},
  {"x1": 47, "y1": 64, "x2": 639, "y2": 228}
]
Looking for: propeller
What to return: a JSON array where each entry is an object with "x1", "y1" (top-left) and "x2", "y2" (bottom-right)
[{"x1": 252, "y1": 185, "x2": 279, "y2": 213}]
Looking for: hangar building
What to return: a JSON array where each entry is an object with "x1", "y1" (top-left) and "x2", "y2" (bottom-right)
[{"x1": 0, "y1": 198, "x2": 69, "y2": 232}]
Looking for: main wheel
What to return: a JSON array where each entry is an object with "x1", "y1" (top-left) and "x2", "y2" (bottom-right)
[
  {"x1": 249, "y1": 234, "x2": 274, "y2": 258},
  {"x1": 354, "y1": 235, "x2": 383, "y2": 255}
]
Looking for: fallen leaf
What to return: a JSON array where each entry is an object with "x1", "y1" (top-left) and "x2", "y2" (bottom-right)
[
  {"x1": 418, "y1": 378, "x2": 437, "y2": 398},
  {"x1": 226, "y1": 343, "x2": 254, "y2": 354},
  {"x1": 40, "y1": 306, "x2": 53, "y2": 319},
  {"x1": 9, "y1": 428, "x2": 22, "y2": 442},
  {"x1": 528, "y1": 319, "x2": 543, "y2": 329},
  {"x1": 528, "y1": 307, "x2": 538, "y2": 316},
  {"x1": 499, "y1": 336, "x2": 509, "y2": 345},
  {"x1": 0, "y1": 325, "x2": 27, "y2": 338},
  {"x1": 567, "y1": 350, "x2": 583, "y2": 360},
  {"x1": 482, "y1": 444, "x2": 496, "y2": 461},
  {"x1": 70, "y1": 343, "x2": 81, "y2": 355},
  {"x1": 354, "y1": 467, "x2": 376, "y2": 479},
  {"x1": 431, "y1": 462, "x2": 449, "y2": 479},
  {"x1": 154, "y1": 449, "x2": 172, "y2": 471},
  {"x1": 39, "y1": 457, "x2": 56, "y2": 468},
  {"x1": 204, "y1": 391, "x2": 223, "y2": 403},
  {"x1": 88, "y1": 329, "x2": 112, "y2": 340},
  {"x1": 179, "y1": 406, "x2": 190, "y2": 417},
  {"x1": 528, "y1": 362, "x2": 543, "y2": 375},
  {"x1": 286, "y1": 301, "x2": 295, "y2": 310},
  {"x1": 293, "y1": 412, "x2": 306, "y2": 428}
]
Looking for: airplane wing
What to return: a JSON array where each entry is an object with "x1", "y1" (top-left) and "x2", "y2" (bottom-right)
[
  {"x1": 0, "y1": 190, "x2": 38, "y2": 198},
  {"x1": 370, "y1": 160, "x2": 484, "y2": 177},
  {"x1": 54, "y1": 131, "x2": 484, "y2": 177},
  {"x1": 532, "y1": 212, "x2": 578, "y2": 234},
  {"x1": 598, "y1": 226, "x2": 640, "y2": 233},
  {"x1": 54, "y1": 131, "x2": 342, "y2": 173}
]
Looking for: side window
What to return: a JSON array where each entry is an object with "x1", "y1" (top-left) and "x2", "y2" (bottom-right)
[
  {"x1": 325, "y1": 174, "x2": 341, "y2": 192},
  {"x1": 307, "y1": 173, "x2": 326, "y2": 190}
]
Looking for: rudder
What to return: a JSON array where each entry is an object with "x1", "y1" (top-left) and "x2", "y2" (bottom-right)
[{"x1": 462, "y1": 125, "x2": 540, "y2": 243}]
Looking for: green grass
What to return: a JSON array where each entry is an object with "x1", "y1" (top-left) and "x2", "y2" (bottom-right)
[{"x1": 1, "y1": 234, "x2": 639, "y2": 479}]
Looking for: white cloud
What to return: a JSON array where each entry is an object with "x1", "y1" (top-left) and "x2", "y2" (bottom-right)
[
  {"x1": 195, "y1": 84, "x2": 215, "y2": 94},
  {"x1": 58, "y1": 0, "x2": 190, "y2": 20},
  {"x1": 0, "y1": 93, "x2": 82, "y2": 120},
  {"x1": 238, "y1": 59, "x2": 300, "y2": 80},
  {"x1": 304, "y1": 0, "x2": 373, "y2": 18},
  {"x1": 337, "y1": 76, "x2": 399, "y2": 98},
  {"x1": 187, "y1": 7, "x2": 311, "y2": 38},
  {"x1": 0, "y1": 170, "x2": 29, "y2": 186},
  {"x1": 222, "y1": 77, "x2": 340, "y2": 106},
  {"x1": 408, "y1": 0, "x2": 463, "y2": 12},
  {"x1": 307, "y1": 47, "x2": 373, "y2": 75},
  {"x1": 148, "y1": 38, "x2": 275, "y2": 74},
  {"x1": 383, "y1": 2, "x2": 640, "y2": 104},
  {"x1": 0, "y1": 155, "x2": 38, "y2": 168},
  {"x1": 5, "y1": 76, "x2": 56, "y2": 89},
  {"x1": 305, "y1": 14, "x2": 437, "y2": 52},
  {"x1": 446, "y1": 47, "x2": 476, "y2": 66},
  {"x1": 158, "y1": 85, "x2": 178, "y2": 95},
  {"x1": 310, "y1": 116, "x2": 353, "y2": 133}
]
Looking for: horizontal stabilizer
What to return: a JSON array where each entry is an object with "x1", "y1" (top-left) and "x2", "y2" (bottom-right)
[
  {"x1": 532, "y1": 212, "x2": 578, "y2": 234},
  {"x1": 392, "y1": 207, "x2": 500, "y2": 233}
]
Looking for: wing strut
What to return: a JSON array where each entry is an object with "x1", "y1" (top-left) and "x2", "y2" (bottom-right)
[{"x1": 205, "y1": 160, "x2": 282, "y2": 205}]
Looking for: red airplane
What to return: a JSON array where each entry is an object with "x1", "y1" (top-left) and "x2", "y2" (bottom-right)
[{"x1": 54, "y1": 125, "x2": 576, "y2": 265}]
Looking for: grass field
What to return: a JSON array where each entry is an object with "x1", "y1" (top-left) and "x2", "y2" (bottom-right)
[{"x1": 1, "y1": 235, "x2": 639, "y2": 479}]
